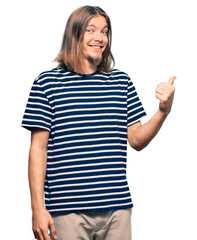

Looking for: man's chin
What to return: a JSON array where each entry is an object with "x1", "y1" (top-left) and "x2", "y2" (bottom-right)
[{"x1": 86, "y1": 55, "x2": 102, "y2": 66}]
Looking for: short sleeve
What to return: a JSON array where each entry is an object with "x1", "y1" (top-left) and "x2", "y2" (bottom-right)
[
  {"x1": 21, "y1": 77, "x2": 52, "y2": 132},
  {"x1": 127, "y1": 77, "x2": 147, "y2": 127}
]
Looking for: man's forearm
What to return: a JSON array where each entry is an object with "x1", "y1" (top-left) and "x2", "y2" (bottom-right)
[
  {"x1": 28, "y1": 144, "x2": 47, "y2": 211},
  {"x1": 129, "y1": 76, "x2": 176, "y2": 151},
  {"x1": 132, "y1": 109, "x2": 168, "y2": 151}
]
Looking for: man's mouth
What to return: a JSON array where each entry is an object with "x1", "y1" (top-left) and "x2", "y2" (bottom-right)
[{"x1": 88, "y1": 45, "x2": 104, "y2": 49}]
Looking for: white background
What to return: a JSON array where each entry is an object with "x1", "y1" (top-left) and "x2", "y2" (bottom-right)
[{"x1": 1, "y1": 0, "x2": 197, "y2": 239}]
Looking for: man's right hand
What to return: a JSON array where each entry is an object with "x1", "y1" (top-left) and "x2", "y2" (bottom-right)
[{"x1": 32, "y1": 208, "x2": 57, "y2": 240}]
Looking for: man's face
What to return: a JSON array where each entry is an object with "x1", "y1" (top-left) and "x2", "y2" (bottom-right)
[{"x1": 82, "y1": 15, "x2": 109, "y2": 67}]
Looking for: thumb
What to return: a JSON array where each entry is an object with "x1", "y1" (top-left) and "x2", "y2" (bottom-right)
[
  {"x1": 168, "y1": 76, "x2": 176, "y2": 85},
  {"x1": 49, "y1": 221, "x2": 57, "y2": 239}
]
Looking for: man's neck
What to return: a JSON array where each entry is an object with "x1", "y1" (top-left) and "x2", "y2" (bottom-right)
[{"x1": 83, "y1": 59, "x2": 97, "y2": 74}]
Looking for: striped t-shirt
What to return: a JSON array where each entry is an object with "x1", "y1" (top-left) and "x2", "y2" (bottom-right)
[{"x1": 21, "y1": 67, "x2": 146, "y2": 215}]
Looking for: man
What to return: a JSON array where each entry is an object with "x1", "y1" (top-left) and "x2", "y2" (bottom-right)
[{"x1": 21, "y1": 5, "x2": 176, "y2": 240}]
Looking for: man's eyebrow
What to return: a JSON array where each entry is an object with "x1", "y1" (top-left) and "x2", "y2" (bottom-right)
[{"x1": 87, "y1": 24, "x2": 109, "y2": 29}]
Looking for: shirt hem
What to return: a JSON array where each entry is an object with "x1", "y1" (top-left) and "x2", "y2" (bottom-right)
[
  {"x1": 48, "y1": 204, "x2": 133, "y2": 216},
  {"x1": 21, "y1": 124, "x2": 51, "y2": 132}
]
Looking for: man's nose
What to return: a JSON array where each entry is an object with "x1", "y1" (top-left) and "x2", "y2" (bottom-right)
[{"x1": 93, "y1": 31, "x2": 103, "y2": 42}]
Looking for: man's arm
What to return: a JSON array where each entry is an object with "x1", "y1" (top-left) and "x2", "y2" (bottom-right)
[
  {"x1": 29, "y1": 128, "x2": 57, "y2": 240},
  {"x1": 127, "y1": 76, "x2": 176, "y2": 151}
]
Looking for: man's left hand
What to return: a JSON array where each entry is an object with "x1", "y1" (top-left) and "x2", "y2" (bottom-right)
[{"x1": 155, "y1": 76, "x2": 176, "y2": 115}]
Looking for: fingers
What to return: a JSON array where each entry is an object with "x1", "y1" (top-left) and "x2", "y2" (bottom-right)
[
  {"x1": 155, "y1": 76, "x2": 176, "y2": 114},
  {"x1": 155, "y1": 86, "x2": 165, "y2": 95},
  {"x1": 156, "y1": 79, "x2": 175, "y2": 97},
  {"x1": 33, "y1": 230, "x2": 39, "y2": 239},
  {"x1": 33, "y1": 222, "x2": 57, "y2": 240},
  {"x1": 155, "y1": 84, "x2": 169, "y2": 103},
  {"x1": 33, "y1": 228, "x2": 44, "y2": 240},
  {"x1": 155, "y1": 83, "x2": 175, "y2": 104},
  {"x1": 155, "y1": 92, "x2": 165, "y2": 103},
  {"x1": 157, "y1": 82, "x2": 174, "y2": 91},
  {"x1": 157, "y1": 75, "x2": 176, "y2": 92},
  {"x1": 49, "y1": 221, "x2": 57, "y2": 240},
  {"x1": 42, "y1": 230, "x2": 51, "y2": 240},
  {"x1": 168, "y1": 76, "x2": 176, "y2": 85},
  {"x1": 32, "y1": 209, "x2": 56, "y2": 240},
  {"x1": 33, "y1": 228, "x2": 50, "y2": 240}
]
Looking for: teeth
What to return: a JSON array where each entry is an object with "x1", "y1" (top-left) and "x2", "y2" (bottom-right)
[{"x1": 90, "y1": 45, "x2": 102, "y2": 49}]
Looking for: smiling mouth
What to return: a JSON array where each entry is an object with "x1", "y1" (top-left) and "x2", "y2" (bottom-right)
[{"x1": 88, "y1": 45, "x2": 104, "y2": 49}]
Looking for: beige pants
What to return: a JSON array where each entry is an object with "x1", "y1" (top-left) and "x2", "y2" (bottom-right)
[{"x1": 51, "y1": 208, "x2": 132, "y2": 240}]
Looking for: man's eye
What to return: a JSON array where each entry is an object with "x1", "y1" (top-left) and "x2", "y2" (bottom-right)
[
  {"x1": 86, "y1": 29, "x2": 93, "y2": 33},
  {"x1": 102, "y1": 31, "x2": 108, "y2": 35}
]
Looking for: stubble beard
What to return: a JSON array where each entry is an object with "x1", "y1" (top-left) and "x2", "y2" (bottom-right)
[{"x1": 86, "y1": 55, "x2": 102, "y2": 67}]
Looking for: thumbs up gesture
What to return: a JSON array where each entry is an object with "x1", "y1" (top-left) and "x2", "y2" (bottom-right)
[{"x1": 155, "y1": 76, "x2": 176, "y2": 115}]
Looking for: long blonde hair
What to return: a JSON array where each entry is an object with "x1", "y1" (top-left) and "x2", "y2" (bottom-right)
[{"x1": 54, "y1": 5, "x2": 115, "y2": 74}]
